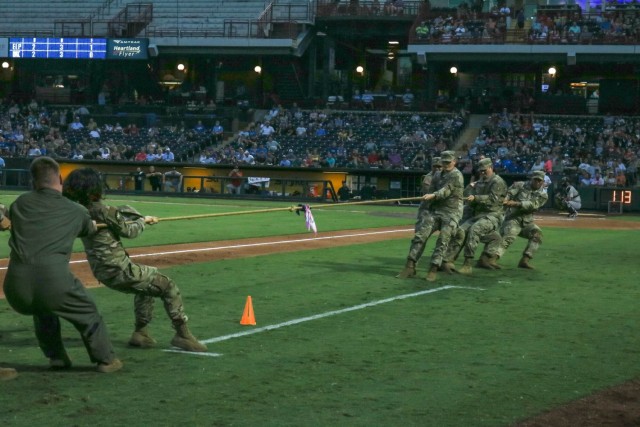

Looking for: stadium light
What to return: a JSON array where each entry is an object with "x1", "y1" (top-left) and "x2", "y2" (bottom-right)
[
  {"x1": 548, "y1": 67, "x2": 557, "y2": 76},
  {"x1": 1, "y1": 62, "x2": 9, "y2": 69},
  {"x1": 177, "y1": 63, "x2": 185, "y2": 72},
  {"x1": 450, "y1": 66, "x2": 458, "y2": 75},
  {"x1": 356, "y1": 65, "x2": 364, "y2": 75},
  {"x1": 254, "y1": 65, "x2": 262, "y2": 74}
]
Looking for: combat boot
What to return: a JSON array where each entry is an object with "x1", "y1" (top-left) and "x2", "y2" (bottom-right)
[
  {"x1": 439, "y1": 262, "x2": 456, "y2": 274},
  {"x1": 396, "y1": 259, "x2": 416, "y2": 279},
  {"x1": 171, "y1": 323, "x2": 208, "y2": 352},
  {"x1": 426, "y1": 264, "x2": 438, "y2": 282},
  {"x1": 459, "y1": 258, "x2": 473, "y2": 275},
  {"x1": 476, "y1": 253, "x2": 495, "y2": 270},
  {"x1": 129, "y1": 326, "x2": 157, "y2": 348},
  {"x1": 487, "y1": 255, "x2": 502, "y2": 270},
  {"x1": 518, "y1": 255, "x2": 535, "y2": 269},
  {"x1": 0, "y1": 367, "x2": 18, "y2": 381},
  {"x1": 96, "y1": 358, "x2": 123, "y2": 373}
]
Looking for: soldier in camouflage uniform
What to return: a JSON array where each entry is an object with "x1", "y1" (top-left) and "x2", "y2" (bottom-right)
[
  {"x1": 63, "y1": 168, "x2": 207, "y2": 352},
  {"x1": 493, "y1": 170, "x2": 548, "y2": 269},
  {"x1": 421, "y1": 156, "x2": 442, "y2": 192},
  {"x1": 445, "y1": 157, "x2": 507, "y2": 275},
  {"x1": 397, "y1": 151, "x2": 464, "y2": 282}
]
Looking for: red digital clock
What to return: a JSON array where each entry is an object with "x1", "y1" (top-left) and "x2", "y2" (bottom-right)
[{"x1": 611, "y1": 190, "x2": 632, "y2": 204}]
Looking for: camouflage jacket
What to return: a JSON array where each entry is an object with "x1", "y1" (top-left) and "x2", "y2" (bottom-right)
[
  {"x1": 504, "y1": 181, "x2": 549, "y2": 223},
  {"x1": 469, "y1": 173, "x2": 507, "y2": 218},
  {"x1": 421, "y1": 170, "x2": 439, "y2": 194},
  {"x1": 82, "y1": 201, "x2": 150, "y2": 282},
  {"x1": 428, "y1": 167, "x2": 464, "y2": 222}
]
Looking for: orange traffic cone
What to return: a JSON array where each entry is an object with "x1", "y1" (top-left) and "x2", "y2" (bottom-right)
[{"x1": 240, "y1": 296, "x2": 256, "y2": 325}]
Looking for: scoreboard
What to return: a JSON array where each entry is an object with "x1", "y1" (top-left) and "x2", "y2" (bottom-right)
[{"x1": 9, "y1": 37, "x2": 107, "y2": 59}]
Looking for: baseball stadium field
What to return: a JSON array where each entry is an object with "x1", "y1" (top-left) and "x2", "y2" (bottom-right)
[{"x1": 0, "y1": 191, "x2": 639, "y2": 426}]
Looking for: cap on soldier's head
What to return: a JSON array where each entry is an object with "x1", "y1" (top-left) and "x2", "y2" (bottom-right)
[
  {"x1": 477, "y1": 157, "x2": 493, "y2": 171},
  {"x1": 440, "y1": 151, "x2": 455, "y2": 163},
  {"x1": 531, "y1": 170, "x2": 545, "y2": 181},
  {"x1": 432, "y1": 157, "x2": 442, "y2": 167}
]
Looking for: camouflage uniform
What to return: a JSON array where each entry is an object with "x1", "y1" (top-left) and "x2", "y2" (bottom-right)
[
  {"x1": 83, "y1": 202, "x2": 187, "y2": 328},
  {"x1": 402, "y1": 152, "x2": 464, "y2": 277},
  {"x1": 447, "y1": 160, "x2": 507, "y2": 264},
  {"x1": 496, "y1": 174, "x2": 548, "y2": 262}
]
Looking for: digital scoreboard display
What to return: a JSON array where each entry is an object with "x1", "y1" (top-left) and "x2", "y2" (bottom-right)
[{"x1": 9, "y1": 38, "x2": 107, "y2": 59}]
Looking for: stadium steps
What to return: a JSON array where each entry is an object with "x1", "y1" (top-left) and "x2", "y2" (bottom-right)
[{"x1": 452, "y1": 114, "x2": 488, "y2": 154}]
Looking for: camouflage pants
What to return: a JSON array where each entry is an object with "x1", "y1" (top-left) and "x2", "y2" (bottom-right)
[
  {"x1": 446, "y1": 214, "x2": 502, "y2": 261},
  {"x1": 407, "y1": 208, "x2": 457, "y2": 267},
  {"x1": 101, "y1": 264, "x2": 187, "y2": 328},
  {"x1": 498, "y1": 219, "x2": 542, "y2": 259}
]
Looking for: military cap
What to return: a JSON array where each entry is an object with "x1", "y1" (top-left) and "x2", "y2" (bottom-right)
[
  {"x1": 440, "y1": 151, "x2": 455, "y2": 163},
  {"x1": 531, "y1": 170, "x2": 545, "y2": 181},
  {"x1": 477, "y1": 158, "x2": 493, "y2": 171},
  {"x1": 432, "y1": 157, "x2": 442, "y2": 167}
]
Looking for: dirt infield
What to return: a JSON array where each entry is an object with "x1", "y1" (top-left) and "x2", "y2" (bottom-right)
[{"x1": 1, "y1": 211, "x2": 639, "y2": 424}]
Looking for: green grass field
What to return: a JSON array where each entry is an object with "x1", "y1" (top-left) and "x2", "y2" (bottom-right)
[{"x1": 1, "y1": 192, "x2": 639, "y2": 426}]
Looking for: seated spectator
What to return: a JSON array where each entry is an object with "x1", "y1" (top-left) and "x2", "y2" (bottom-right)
[
  {"x1": 402, "y1": 89, "x2": 415, "y2": 108},
  {"x1": 134, "y1": 148, "x2": 147, "y2": 162},
  {"x1": 604, "y1": 171, "x2": 617, "y2": 186},
  {"x1": 616, "y1": 170, "x2": 627, "y2": 187},
  {"x1": 590, "y1": 172, "x2": 604, "y2": 186},
  {"x1": 69, "y1": 116, "x2": 84, "y2": 130},
  {"x1": 193, "y1": 120, "x2": 206, "y2": 133},
  {"x1": 416, "y1": 21, "x2": 430, "y2": 39},
  {"x1": 161, "y1": 148, "x2": 175, "y2": 162},
  {"x1": 361, "y1": 91, "x2": 375, "y2": 110}
]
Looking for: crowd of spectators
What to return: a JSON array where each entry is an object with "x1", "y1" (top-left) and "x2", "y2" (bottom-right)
[
  {"x1": 197, "y1": 107, "x2": 465, "y2": 170},
  {"x1": 0, "y1": 99, "x2": 217, "y2": 163},
  {"x1": 3, "y1": 95, "x2": 640, "y2": 190},
  {"x1": 414, "y1": 5, "x2": 640, "y2": 44},
  {"x1": 464, "y1": 109, "x2": 640, "y2": 188},
  {"x1": 0, "y1": 97, "x2": 465, "y2": 172}
]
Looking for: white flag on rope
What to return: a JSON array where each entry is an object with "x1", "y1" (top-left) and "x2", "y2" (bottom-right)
[{"x1": 304, "y1": 204, "x2": 317, "y2": 234}]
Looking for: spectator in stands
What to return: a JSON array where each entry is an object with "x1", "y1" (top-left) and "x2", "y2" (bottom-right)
[
  {"x1": 259, "y1": 121, "x2": 276, "y2": 136},
  {"x1": 193, "y1": 120, "x2": 206, "y2": 133},
  {"x1": 69, "y1": 116, "x2": 84, "y2": 130},
  {"x1": 75, "y1": 105, "x2": 90, "y2": 116},
  {"x1": 161, "y1": 147, "x2": 175, "y2": 162},
  {"x1": 242, "y1": 150, "x2": 255, "y2": 165},
  {"x1": 568, "y1": 22, "x2": 581, "y2": 41},
  {"x1": 212, "y1": 120, "x2": 224, "y2": 143},
  {"x1": 402, "y1": 88, "x2": 415, "y2": 108},
  {"x1": 590, "y1": 172, "x2": 605, "y2": 186},
  {"x1": 163, "y1": 167, "x2": 182, "y2": 192},
  {"x1": 361, "y1": 91, "x2": 375, "y2": 110},
  {"x1": 416, "y1": 21, "x2": 430, "y2": 40},
  {"x1": 605, "y1": 171, "x2": 617, "y2": 186},
  {"x1": 616, "y1": 170, "x2": 627, "y2": 187},
  {"x1": 134, "y1": 148, "x2": 147, "y2": 162},
  {"x1": 266, "y1": 136, "x2": 281, "y2": 153}
]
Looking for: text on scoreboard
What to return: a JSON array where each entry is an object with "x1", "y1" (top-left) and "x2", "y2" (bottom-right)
[{"x1": 10, "y1": 38, "x2": 107, "y2": 59}]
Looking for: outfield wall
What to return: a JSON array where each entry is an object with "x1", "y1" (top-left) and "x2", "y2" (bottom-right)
[{"x1": 2, "y1": 160, "x2": 638, "y2": 212}]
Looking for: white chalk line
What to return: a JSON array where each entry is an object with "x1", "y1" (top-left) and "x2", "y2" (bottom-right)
[
  {"x1": 0, "y1": 229, "x2": 413, "y2": 271},
  {"x1": 185, "y1": 285, "x2": 483, "y2": 350},
  {"x1": 164, "y1": 349, "x2": 223, "y2": 357}
]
